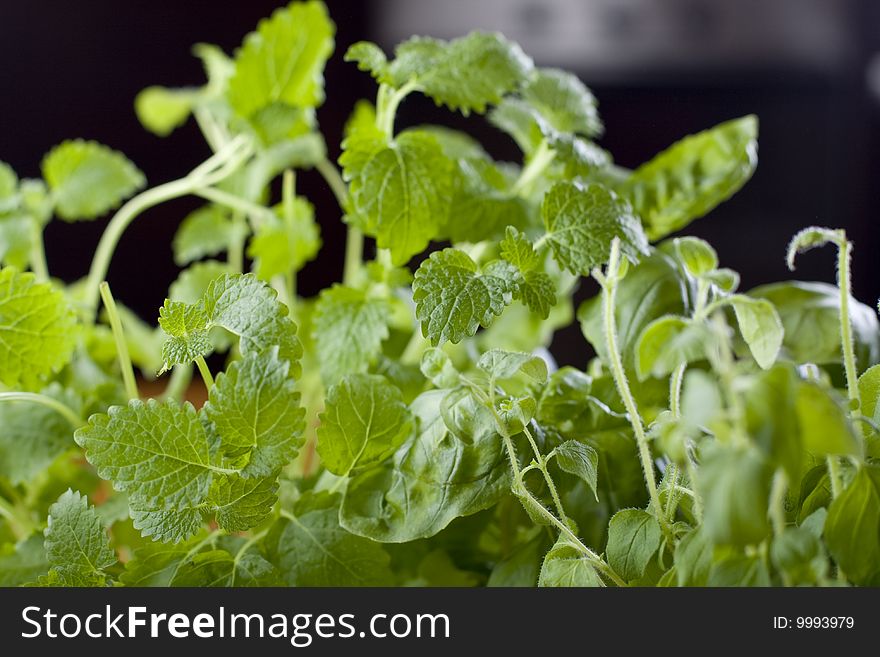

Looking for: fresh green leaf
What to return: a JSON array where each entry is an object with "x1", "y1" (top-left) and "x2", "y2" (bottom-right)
[
  {"x1": 158, "y1": 300, "x2": 212, "y2": 372},
  {"x1": 134, "y1": 86, "x2": 197, "y2": 137},
  {"x1": 636, "y1": 315, "x2": 711, "y2": 380},
  {"x1": 413, "y1": 249, "x2": 518, "y2": 345},
  {"x1": 44, "y1": 490, "x2": 115, "y2": 585},
  {"x1": 606, "y1": 508, "x2": 662, "y2": 581},
  {"x1": 728, "y1": 295, "x2": 783, "y2": 369},
  {"x1": 554, "y1": 440, "x2": 599, "y2": 501},
  {"x1": 542, "y1": 181, "x2": 649, "y2": 276},
  {"x1": 522, "y1": 68, "x2": 601, "y2": 137},
  {"x1": 172, "y1": 205, "x2": 243, "y2": 266},
  {"x1": 0, "y1": 268, "x2": 78, "y2": 388},
  {"x1": 824, "y1": 464, "x2": 880, "y2": 584},
  {"x1": 317, "y1": 374, "x2": 412, "y2": 476},
  {"x1": 227, "y1": 0, "x2": 335, "y2": 117},
  {"x1": 248, "y1": 197, "x2": 321, "y2": 280},
  {"x1": 538, "y1": 536, "x2": 604, "y2": 587},
  {"x1": 621, "y1": 115, "x2": 758, "y2": 240},
  {"x1": 42, "y1": 140, "x2": 145, "y2": 221}
]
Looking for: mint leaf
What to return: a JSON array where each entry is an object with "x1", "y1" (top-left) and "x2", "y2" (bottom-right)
[
  {"x1": 203, "y1": 348, "x2": 305, "y2": 477},
  {"x1": 130, "y1": 505, "x2": 204, "y2": 545},
  {"x1": 476, "y1": 348, "x2": 548, "y2": 382},
  {"x1": 134, "y1": 86, "x2": 197, "y2": 137},
  {"x1": 209, "y1": 474, "x2": 278, "y2": 533},
  {"x1": 75, "y1": 399, "x2": 217, "y2": 510},
  {"x1": 317, "y1": 374, "x2": 413, "y2": 476},
  {"x1": 227, "y1": 0, "x2": 335, "y2": 117},
  {"x1": 266, "y1": 491, "x2": 393, "y2": 586},
  {"x1": 247, "y1": 197, "x2": 321, "y2": 281},
  {"x1": 42, "y1": 140, "x2": 145, "y2": 221},
  {"x1": 413, "y1": 249, "x2": 518, "y2": 345},
  {"x1": 0, "y1": 268, "x2": 78, "y2": 388},
  {"x1": 542, "y1": 181, "x2": 649, "y2": 275},
  {"x1": 312, "y1": 285, "x2": 389, "y2": 383},
  {"x1": 0, "y1": 535, "x2": 48, "y2": 587},
  {"x1": 622, "y1": 115, "x2": 758, "y2": 240},
  {"x1": 344, "y1": 42, "x2": 388, "y2": 81},
  {"x1": 172, "y1": 205, "x2": 243, "y2": 266},
  {"x1": 202, "y1": 273, "x2": 303, "y2": 375},
  {"x1": 499, "y1": 226, "x2": 556, "y2": 319},
  {"x1": 158, "y1": 300, "x2": 212, "y2": 372},
  {"x1": 0, "y1": 384, "x2": 79, "y2": 484},
  {"x1": 44, "y1": 490, "x2": 115, "y2": 585},
  {"x1": 522, "y1": 68, "x2": 602, "y2": 137},
  {"x1": 352, "y1": 131, "x2": 453, "y2": 265},
  {"x1": 388, "y1": 32, "x2": 532, "y2": 114}
]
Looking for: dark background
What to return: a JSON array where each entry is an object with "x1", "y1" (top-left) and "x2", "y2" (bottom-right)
[{"x1": 2, "y1": 0, "x2": 879, "y2": 364}]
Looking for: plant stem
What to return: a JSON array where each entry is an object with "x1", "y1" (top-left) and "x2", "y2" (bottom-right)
[
  {"x1": 0, "y1": 392, "x2": 85, "y2": 427},
  {"x1": 228, "y1": 211, "x2": 246, "y2": 274},
  {"x1": 769, "y1": 469, "x2": 788, "y2": 536},
  {"x1": 0, "y1": 496, "x2": 35, "y2": 540},
  {"x1": 836, "y1": 238, "x2": 860, "y2": 415},
  {"x1": 376, "y1": 80, "x2": 419, "y2": 137},
  {"x1": 161, "y1": 364, "x2": 193, "y2": 402},
  {"x1": 511, "y1": 139, "x2": 555, "y2": 196},
  {"x1": 596, "y1": 239, "x2": 669, "y2": 535},
  {"x1": 827, "y1": 456, "x2": 844, "y2": 499},
  {"x1": 523, "y1": 425, "x2": 569, "y2": 526},
  {"x1": 342, "y1": 227, "x2": 364, "y2": 287},
  {"x1": 193, "y1": 186, "x2": 274, "y2": 225},
  {"x1": 315, "y1": 157, "x2": 349, "y2": 208},
  {"x1": 670, "y1": 363, "x2": 686, "y2": 418},
  {"x1": 685, "y1": 453, "x2": 703, "y2": 521},
  {"x1": 400, "y1": 329, "x2": 428, "y2": 365},
  {"x1": 195, "y1": 356, "x2": 214, "y2": 390},
  {"x1": 29, "y1": 218, "x2": 50, "y2": 281},
  {"x1": 99, "y1": 282, "x2": 139, "y2": 401}
]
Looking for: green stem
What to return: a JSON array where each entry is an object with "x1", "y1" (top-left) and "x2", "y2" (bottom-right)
[
  {"x1": 523, "y1": 425, "x2": 569, "y2": 526},
  {"x1": 315, "y1": 157, "x2": 349, "y2": 208},
  {"x1": 0, "y1": 496, "x2": 35, "y2": 540},
  {"x1": 0, "y1": 392, "x2": 85, "y2": 427},
  {"x1": 664, "y1": 463, "x2": 680, "y2": 523},
  {"x1": 228, "y1": 211, "x2": 246, "y2": 274},
  {"x1": 195, "y1": 356, "x2": 214, "y2": 390},
  {"x1": 193, "y1": 186, "x2": 274, "y2": 225},
  {"x1": 769, "y1": 469, "x2": 788, "y2": 537},
  {"x1": 400, "y1": 329, "x2": 428, "y2": 365},
  {"x1": 827, "y1": 456, "x2": 844, "y2": 499},
  {"x1": 161, "y1": 364, "x2": 193, "y2": 402},
  {"x1": 837, "y1": 238, "x2": 860, "y2": 417},
  {"x1": 670, "y1": 363, "x2": 686, "y2": 418},
  {"x1": 596, "y1": 240, "x2": 669, "y2": 535},
  {"x1": 711, "y1": 313, "x2": 748, "y2": 446},
  {"x1": 511, "y1": 139, "x2": 556, "y2": 196},
  {"x1": 99, "y1": 282, "x2": 139, "y2": 401},
  {"x1": 376, "y1": 80, "x2": 419, "y2": 137},
  {"x1": 84, "y1": 137, "x2": 251, "y2": 315},
  {"x1": 342, "y1": 227, "x2": 364, "y2": 287},
  {"x1": 29, "y1": 218, "x2": 50, "y2": 281},
  {"x1": 685, "y1": 453, "x2": 703, "y2": 521}
]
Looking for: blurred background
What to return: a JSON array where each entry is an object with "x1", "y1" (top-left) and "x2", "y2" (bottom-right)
[{"x1": 1, "y1": 0, "x2": 879, "y2": 365}]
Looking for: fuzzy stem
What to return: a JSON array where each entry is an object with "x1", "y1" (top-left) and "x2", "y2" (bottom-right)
[
  {"x1": 769, "y1": 469, "x2": 788, "y2": 536},
  {"x1": 523, "y1": 425, "x2": 570, "y2": 527},
  {"x1": 837, "y1": 239, "x2": 859, "y2": 414},
  {"x1": 29, "y1": 218, "x2": 50, "y2": 281},
  {"x1": 315, "y1": 157, "x2": 349, "y2": 209},
  {"x1": 511, "y1": 139, "x2": 555, "y2": 196},
  {"x1": 670, "y1": 363, "x2": 686, "y2": 418},
  {"x1": 596, "y1": 240, "x2": 669, "y2": 536},
  {"x1": 99, "y1": 282, "x2": 139, "y2": 400},
  {"x1": 0, "y1": 392, "x2": 85, "y2": 427}
]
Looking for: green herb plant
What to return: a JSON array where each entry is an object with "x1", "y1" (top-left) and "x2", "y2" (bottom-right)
[{"x1": 1, "y1": 1, "x2": 878, "y2": 587}]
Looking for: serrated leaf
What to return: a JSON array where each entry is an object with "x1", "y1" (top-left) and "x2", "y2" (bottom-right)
[
  {"x1": 554, "y1": 440, "x2": 599, "y2": 501},
  {"x1": 0, "y1": 267, "x2": 78, "y2": 388},
  {"x1": 130, "y1": 505, "x2": 204, "y2": 544},
  {"x1": 172, "y1": 205, "x2": 244, "y2": 266},
  {"x1": 317, "y1": 373, "x2": 413, "y2": 476},
  {"x1": 158, "y1": 300, "x2": 212, "y2": 372},
  {"x1": 266, "y1": 491, "x2": 392, "y2": 586},
  {"x1": 248, "y1": 197, "x2": 320, "y2": 280},
  {"x1": 75, "y1": 399, "x2": 217, "y2": 510},
  {"x1": 728, "y1": 295, "x2": 783, "y2": 369},
  {"x1": 341, "y1": 388, "x2": 510, "y2": 542},
  {"x1": 0, "y1": 383, "x2": 80, "y2": 484},
  {"x1": 209, "y1": 474, "x2": 278, "y2": 532},
  {"x1": 203, "y1": 348, "x2": 305, "y2": 477},
  {"x1": 352, "y1": 131, "x2": 453, "y2": 265},
  {"x1": 42, "y1": 140, "x2": 145, "y2": 221},
  {"x1": 388, "y1": 32, "x2": 532, "y2": 114},
  {"x1": 202, "y1": 273, "x2": 303, "y2": 376},
  {"x1": 227, "y1": 0, "x2": 335, "y2": 117},
  {"x1": 622, "y1": 115, "x2": 758, "y2": 240},
  {"x1": 44, "y1": 490, "x2": 115, "y2": 583},
  {"x1": 0, "y1": 535, "x2": 49, "y2": 587},
  {"x1": 489, "y1": 97, "x2": 545, "y2": 155},
  {"x1": 412, "y1": 249, "x2": 518, "y2": 345},
  {"x1": 542, "y1": 181, "x2": 649, "y2": 276},
  {"x1": 135, "y1": 86, "x2": 197, "y2": 137},
  {"x1": 344, "y1": 41, "x2": 388, "y2": 80},
  {"x1": 522, "y1": 67, "x2": 602, "y2": 137},
  {"x1": 499, "y1": 227, "x2": 556, "y2": 319},
  {"x1": 169, "y1": 260, "x2": 232, "y2": 305},
  {"x1": 606, "y1": 509, "x2": 662, "y2": 581},
  {"x1": 312, "y1": 285, "x2": 389, "y2": 383}
]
